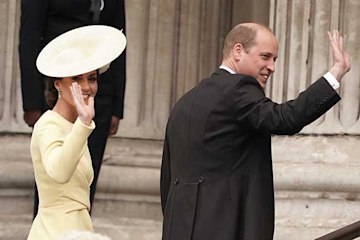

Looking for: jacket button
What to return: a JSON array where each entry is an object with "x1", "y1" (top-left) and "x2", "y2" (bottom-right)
[
  {"x1": 198, "y1": 176, "x2": 205, "y2": 183},
  {"x1": 174, "y1": 178, "x2": 179, "y2": 185}
]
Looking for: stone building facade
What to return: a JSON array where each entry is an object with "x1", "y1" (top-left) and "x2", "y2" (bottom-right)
[{"x1": 1, "y1": 0, "x2": 360, "y2": 239}]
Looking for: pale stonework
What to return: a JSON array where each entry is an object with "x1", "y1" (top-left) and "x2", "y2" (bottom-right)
[{"x1": 1, "y1": 0, "x2": 360, "y2": 239}]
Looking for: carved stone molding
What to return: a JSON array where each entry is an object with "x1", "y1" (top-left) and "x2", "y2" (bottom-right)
[
  {"x1": 0, "y1": 0, "x2": 26, "y2": 133},
  {"x1": 118, "y1": 0, "x2": 232, "y2": 139},
  {"x1": 270, "y1": 0, "x2": 360, "y2": 134}
]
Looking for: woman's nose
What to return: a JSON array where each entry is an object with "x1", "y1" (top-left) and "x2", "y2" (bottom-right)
[{"x1": 80, "y1": 80, "x2": 91, "y2": 92}]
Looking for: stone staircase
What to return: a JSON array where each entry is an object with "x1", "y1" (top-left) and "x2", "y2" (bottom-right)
[
  {"x1": 0, "y1": 214, "x2": 162, "y2": 240},
  {"x1": 2, "y1": 133, "x2": 360, "y2": 239},
  {"x1": 0, "y1": 133, "x2": 163, "y2": 240}
]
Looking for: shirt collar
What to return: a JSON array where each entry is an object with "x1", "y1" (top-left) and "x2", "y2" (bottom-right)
[{"x1": 219, "y1": 65, "x2": 236, "y2": 74}]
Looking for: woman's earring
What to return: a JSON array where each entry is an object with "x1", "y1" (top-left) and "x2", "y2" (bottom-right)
[{"x1": 58, "y1": 89, "x2": 61, "y2": 98}]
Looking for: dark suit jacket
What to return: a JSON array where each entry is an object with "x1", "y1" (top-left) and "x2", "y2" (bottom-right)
[
  {"x1": 160, "y1": 69, "x2": 340, "y2": 240},
  {"x1": 19, "y1": 0, "x2": 126, "y2": 118}
]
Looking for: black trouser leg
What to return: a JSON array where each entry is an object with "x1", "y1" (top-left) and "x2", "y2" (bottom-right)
[
  {"x1": 33, "y1": 182, "x2": 39, "y2": 219},
  {"x1": 88, "y1": 94, "x2": 112, "y2": 214},
  {"x1": 88, "y1": 126, "x2": 109, "y2": 213}
]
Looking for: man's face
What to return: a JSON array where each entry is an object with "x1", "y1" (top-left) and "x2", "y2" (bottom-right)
[{"x1": 235, "y1": 30, "x2": 278, "y2": 89}]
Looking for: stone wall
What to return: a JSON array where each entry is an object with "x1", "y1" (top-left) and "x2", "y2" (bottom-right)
[
  {"x1": 2, "y1": 0, "x2": 360, "y2": 136},
  {"x1": 1, "y1": 0, "x2": 360, "y2": 239},
  {"x1": 270, "y1": 0, "x2": 360, "y2": 135},
  {"x1": 0, "y1": 0, "x2": 233, "y2": 139}
]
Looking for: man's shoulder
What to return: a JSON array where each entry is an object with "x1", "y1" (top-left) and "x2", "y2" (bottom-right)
[{"x1": 203, "y1": 71, "x2": 258, "y2": 91}]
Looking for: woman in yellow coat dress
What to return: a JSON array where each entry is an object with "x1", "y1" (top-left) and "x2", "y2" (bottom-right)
[{"x1": 27, "y1": 25, "x2": 126, "y2": 240}]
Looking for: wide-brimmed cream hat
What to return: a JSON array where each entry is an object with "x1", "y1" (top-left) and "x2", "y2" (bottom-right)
[{"x1": 36, "y1": 25, "x2": 126, "y2": 78}]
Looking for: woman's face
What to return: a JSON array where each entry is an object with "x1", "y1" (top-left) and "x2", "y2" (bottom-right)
[{"x1": 55, "y1": 70, "x2": 98, "y2": 108}]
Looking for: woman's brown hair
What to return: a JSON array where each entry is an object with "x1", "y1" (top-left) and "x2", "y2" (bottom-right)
[{"x1": 44, "y1": 77, "x2": 60, "y2": 108}]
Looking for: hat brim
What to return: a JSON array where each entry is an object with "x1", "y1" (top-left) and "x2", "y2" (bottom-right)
[{"x1": 36, "y1": 25, "x2": 126, "y2": 78}]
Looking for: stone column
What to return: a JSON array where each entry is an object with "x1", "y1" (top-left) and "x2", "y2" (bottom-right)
[
  {"x1": 270, "y1": 0, "x2": 360, "y2": 238},
  {"x1": 0, "y1": 0, "x2": 26, "y2": 132},
  {"x1": 232, "y1": 0, "x2": 270, "y2": 26},
  {"x1": 118, "y1": 0, "x2": 232, "y2": 139},
  {"x1": 1, "y1": 0, "x2": 233, "y2": 138},
  {"x1": 269, "y1": 0, "x2": 360, "y2": 134}
]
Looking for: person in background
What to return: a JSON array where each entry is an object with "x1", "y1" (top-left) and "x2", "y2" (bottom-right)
[
  {"x1": 160, "y1": 23, "x2": 351, "y2": 240},
  {"x1": 27, "y1": 25, "x2": 126, "y2": 240},
  {"x1": 19, "y1": 0, "x2": 126, "y2": 217}
]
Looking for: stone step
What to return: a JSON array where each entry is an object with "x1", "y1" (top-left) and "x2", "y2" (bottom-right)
[
  {"x1": 0, "y1": 214, "x2": 162, "y2": 240},
  {"x1": 0, "y1": 133, "x2": 164, "y2": 239},
  {"x1": 2, "y1": 134, "x2": 360, "y2": 239},
  {"x1": 0, "y1": 133, "x2": 163, "y2": 220}
]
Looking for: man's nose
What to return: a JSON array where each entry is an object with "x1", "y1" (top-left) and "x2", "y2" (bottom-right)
[{"x1": 267, "y1": 59, "x2": 276, "y2": 72}]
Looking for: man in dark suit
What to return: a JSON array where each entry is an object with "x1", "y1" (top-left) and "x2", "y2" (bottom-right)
[
  {"x1": 19, "y1": 0, "x2": 126, "y2": 217},
  {"x1": 160, "y1": 23, "x2": 350, "y2": 239}
]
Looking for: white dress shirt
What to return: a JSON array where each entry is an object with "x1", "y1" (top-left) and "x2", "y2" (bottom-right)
[{"x1": 219, "y1": 65, "x2": 340, "y2": 90}]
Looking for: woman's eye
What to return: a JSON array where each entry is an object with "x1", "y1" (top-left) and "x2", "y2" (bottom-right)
[{"x1": 89, "y1": 76, "x2": 98, "y2": 82}]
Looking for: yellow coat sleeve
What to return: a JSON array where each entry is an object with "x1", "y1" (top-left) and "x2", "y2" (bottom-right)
[{"x1": 37, "y1": 117, "x2": 95, "y2": 184}]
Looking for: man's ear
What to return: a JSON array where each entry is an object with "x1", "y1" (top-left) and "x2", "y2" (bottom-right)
[{"x1": 233, "y1": 43, "x2": 244, "y2": 61}]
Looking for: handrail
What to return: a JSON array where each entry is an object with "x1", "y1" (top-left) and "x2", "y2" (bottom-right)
[{"x1": 315, "y1": 220, "x2": 360, "y2": 240}]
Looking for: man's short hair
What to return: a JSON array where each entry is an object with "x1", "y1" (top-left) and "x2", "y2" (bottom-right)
[{"x1": 222, "y1": 23, "x2": 273, "y2": 58}]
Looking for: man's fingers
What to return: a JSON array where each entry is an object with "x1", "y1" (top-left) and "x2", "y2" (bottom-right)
[{"x1": 339, "y1": 36, "x2": 344, "y2": 52}]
